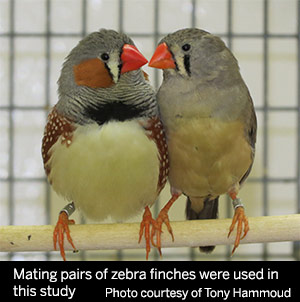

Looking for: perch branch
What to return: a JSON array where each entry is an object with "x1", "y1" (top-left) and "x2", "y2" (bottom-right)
[{"x1": 0, "y1": 214, "x2": 299, "y2": 253}]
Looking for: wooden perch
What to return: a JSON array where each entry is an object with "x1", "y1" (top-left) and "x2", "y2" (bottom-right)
[{"x1": 0, "y1": 214, "x2": 299, "y2": 253}]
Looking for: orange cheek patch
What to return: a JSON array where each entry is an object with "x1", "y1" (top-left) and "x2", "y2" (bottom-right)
[{"x1": 73, "y1": 58, "x2": 114, "y2": 88}]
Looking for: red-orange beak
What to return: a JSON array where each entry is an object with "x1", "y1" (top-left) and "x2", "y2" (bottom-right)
[
  {"x1": 120, "y1": 44, "x2": 148, "y2": 74},
  {"x1": 149, "y1": 42, "x2": 176, "y2": 69}
]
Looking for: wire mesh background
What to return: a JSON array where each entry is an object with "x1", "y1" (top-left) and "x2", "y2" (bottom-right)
[{"x1": 0, "y1": 0, "x2": 299, "y2": 261}]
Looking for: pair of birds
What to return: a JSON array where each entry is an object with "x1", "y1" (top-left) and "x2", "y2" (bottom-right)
[{"x1": 42, "y1": 28, "x2": 257, "y2": 261}]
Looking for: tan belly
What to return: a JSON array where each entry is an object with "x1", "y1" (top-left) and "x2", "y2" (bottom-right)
[{"x1": 167, "y1": 117, "x2": 252, "y2": 197}]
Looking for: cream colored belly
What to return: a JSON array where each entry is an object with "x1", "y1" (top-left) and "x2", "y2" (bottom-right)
[
  {"x1": 47, "y1": 120, "x2": 159, "y2": 221},
  {"x1": 167, "y1": 118, "x2": 252, "y2": 197}
]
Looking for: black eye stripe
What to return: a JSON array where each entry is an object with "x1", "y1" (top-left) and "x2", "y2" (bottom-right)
[
  {"x1": 182, "y1": 44, "x2": 191, "y2": 51},
  {"x1": 184, "y1": 55, "x2": 191, "y2": 76}
]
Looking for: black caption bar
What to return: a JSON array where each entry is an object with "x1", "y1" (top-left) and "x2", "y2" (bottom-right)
[{"x1": 2, "y1": 261, "x2": 299, "y2": 301}]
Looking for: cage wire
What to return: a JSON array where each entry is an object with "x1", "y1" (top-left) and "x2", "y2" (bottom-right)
[{"x1": 0, "y1": 0, "x2": 299, "y2": 261}]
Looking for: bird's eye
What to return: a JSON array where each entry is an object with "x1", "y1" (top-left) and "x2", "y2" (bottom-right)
[
  {"x1": 182, "y1": 44, "x2": 191, "y2": 51},
  {"x1": 101, "y1": 53, "x2": 110, "y2": 61}
]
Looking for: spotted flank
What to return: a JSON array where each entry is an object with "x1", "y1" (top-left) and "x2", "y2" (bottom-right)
[
  {"x1": 42, "y1": 106, "x2": 76, "y2": 175},
  {"x1": 143, "y1": 117, "x2": 169, "y2": 194}
]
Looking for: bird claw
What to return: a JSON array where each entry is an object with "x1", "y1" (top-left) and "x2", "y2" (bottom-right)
[
  {"x1": 228, "y1": 206, "x2": 249, "y2": 255},
  {"x1": 53, "y1": 212, "x2": 77, "y2": 261},
  {"x1": 151, "y1": 193, "x2": 180, "y2": 257},
  {"x1": 153, "y1": 210, "x2": 174, "y2": 257},
  {"x1": 139, "y1": 206, "x2": 159, "y2": 260}
]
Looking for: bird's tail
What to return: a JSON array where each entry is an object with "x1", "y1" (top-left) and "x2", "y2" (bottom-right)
[{"x1": 185, "y1": 196, "x2": 219, "y2": 253}]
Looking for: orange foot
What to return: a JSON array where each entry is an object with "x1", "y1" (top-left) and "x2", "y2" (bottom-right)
[
  {"x1": 228, "y1": 206, "x2": 249, "y2": 255},
  {"x1": 138, "y1": 206, "x2": 158, "y2": 260},
  {"x1": 53, "y1": 212, "x2": 77, "y2": 261},
  {"x1": 153, "y1": 193, "x2": 181, "y2": 257}
]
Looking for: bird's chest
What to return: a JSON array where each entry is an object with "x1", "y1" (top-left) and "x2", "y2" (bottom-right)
[
  {"x1": 166, "y1": 117, "x2": 252, "y2": 197},
  {"x1": 44, "y1": 115, "x2": 166, "y2": 221}
]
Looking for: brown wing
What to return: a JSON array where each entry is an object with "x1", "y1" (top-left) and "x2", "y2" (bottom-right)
[
  {"x1": 246, "y1": 96, "x2": 257, "y2": 150},
  {"x1": 240, "y1": 93, "x2": 257, "y2": 186},
  {"x1": 42, "y1": 106, "x2": 76, "y2": 176}
]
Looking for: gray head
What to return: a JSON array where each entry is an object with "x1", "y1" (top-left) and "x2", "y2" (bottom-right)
[
  {"x1": 149, "y1": 28, "x2": 240, "y2": 82},
  {"x1": 56, "y1": 29, "x2": 156, "y2": 124},
  {"x1": 58, "y1": 29, "x2": 148, "y2": 96}
]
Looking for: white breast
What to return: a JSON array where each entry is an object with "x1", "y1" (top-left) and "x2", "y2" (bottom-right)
[{"x1": 47, "y1": 119, "x2": 159, "y2": 221}]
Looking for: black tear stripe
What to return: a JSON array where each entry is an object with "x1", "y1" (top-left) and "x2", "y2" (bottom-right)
[
  {"x1": 117, "y1": 48, "x2": 123, "y2": 80},
  {"x1": 117, "y1": 63, "x2": 122, "y2": 80},
  {"x1": 184, "y1": 54, "x2": 191, "y2": 76},
  {"x1": 104, "y1": 61, "x2": 122, "y2": 81},
  {"x1": 85, "y1": 102, "x2": 148, "y2": 125},
  {"x1": 104, "y1": 62, "x2": 115, "y2": 81}
]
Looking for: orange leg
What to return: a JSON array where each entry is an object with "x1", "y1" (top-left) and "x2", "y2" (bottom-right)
[
  {"x1": 53, "y1": 211, "x2": 77, "y2": 261},
  {"x1": 153, "y1": 193, "x2": 181, "y2": 256},
  {"x1": 227, "y1": 192, "x2": 249, "y2": 255},
  {"x1": 138, "y1": 206, "x2": 158, "y2": 260}
]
